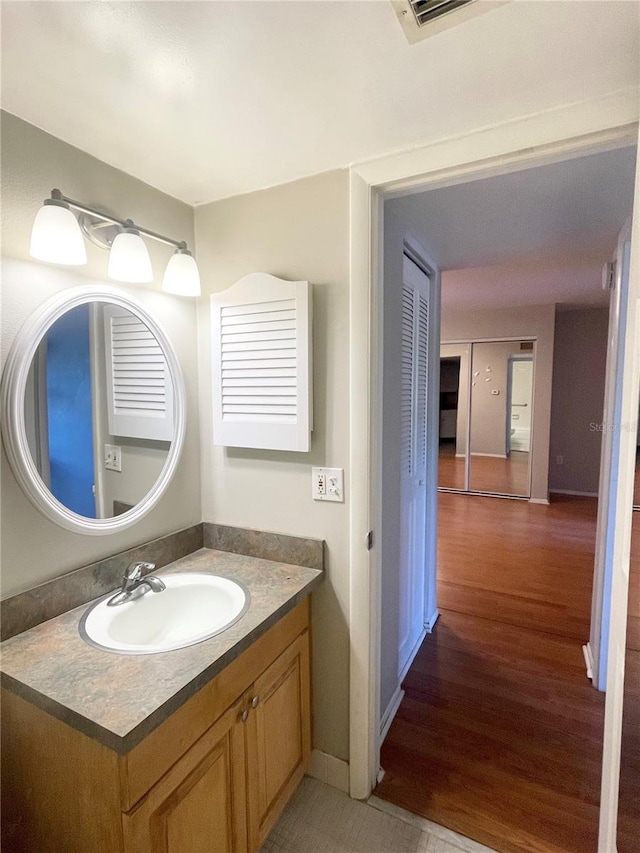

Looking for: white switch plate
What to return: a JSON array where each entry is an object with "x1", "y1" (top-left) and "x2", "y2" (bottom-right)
[
  {"x1": 105, "y1": 444, "x2": 122, "y2": 472},
  {"x1": 312, "y1": 467, "x2": 344, "y2": 502}
]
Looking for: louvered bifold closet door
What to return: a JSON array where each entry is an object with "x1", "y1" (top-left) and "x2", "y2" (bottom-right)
[
  {"x1": 398, "y1": 254, "x2": 431, "y2": 677},
  {"x1": 211, "y1": 274, "x2": 312, "y2": 451},
  {"x1": 103, "y1": 306, "x2": 174, "y2": 442},
  {"x1": 400, "y1": 285, "x2": 415, "y2": 481}
]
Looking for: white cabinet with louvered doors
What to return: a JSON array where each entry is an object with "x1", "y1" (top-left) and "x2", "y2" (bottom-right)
[{"x1": 211, "y1": 273, "x2": 312, "y2": 451}]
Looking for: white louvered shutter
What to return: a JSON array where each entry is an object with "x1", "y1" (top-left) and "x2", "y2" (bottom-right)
[
  {"x1": 400, "y1": 285, "x2": 415, "y2": 479},
  {"x1": 103, "y1": 306, "x2": 174, "y2": 442},
  {"x1": 211, "y1": 273, "x2": 312, "y2": 451},
  {"x1": 415, "y1": 293, "x2": 429, "y2": 474}
]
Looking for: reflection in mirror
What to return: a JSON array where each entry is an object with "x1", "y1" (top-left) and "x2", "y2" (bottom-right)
[
  {"x1": 438, "y1": 344, "x2": 469, "y2": 490},
  {"x1": 24, "y1": 302, "x2": 173, "y2": 520},
  {"x1": 468, "y1": 341, "x2": 533, "y2": 497}
]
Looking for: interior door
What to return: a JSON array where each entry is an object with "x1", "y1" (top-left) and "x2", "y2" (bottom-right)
[
  {"x1": 591, "y1": 212, "x2": 640, "y2": 851},
  {"x1": 591, "y1": 221, "x2": 636, "y2": 693},
  {"x1": 398, "y1": 254, "x2": 431, "y2": 676}
]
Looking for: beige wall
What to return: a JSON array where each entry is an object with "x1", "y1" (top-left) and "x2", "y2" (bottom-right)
[
  {"x1": 194, "y1": 171, "x2": 350, "y2": 762},
  {"x1": 1, "y1": 113, "x2": 201, "y2": 596},
  {"x1": 441, "y1": 299, "x2": 556, "y2": 502},
  {"x1": 549, "y1": 307, "x2": 609, "y2": 495}
]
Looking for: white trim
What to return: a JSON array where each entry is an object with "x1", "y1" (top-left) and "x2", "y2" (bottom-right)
[
  {"x1": 307, "y1": 749, "x2": 350, "y2": 794},
  {"x1": 528, "y1": 498, "x2": 551, "y2": 505},
  {"x1": 583, "y1": 643, "x2": 595, "y2": 681},
  {"x1": 353, "y1": 87, "x2": 638, "y2": 191},
  {"x1": 348, "y1": 169, "x2": 378, "y2": 799},
  {"x1": 399, "y1": 626, "x2": 427, "y2": 684},
  {"x1": 0, "y1": 285, "x2": 186, "y2": 535},
  {"x1": 599, "y1": 180, "x2": 640, "y2": 848},
  {"x1": 425, "y1": 608, "x2": 440, "y2": 633},
  {"x1": 469, "y1": 452, "x2": 508, "y2": 459},
  {"x1": 379, "y1": 686, "x2": 405, "y2": 743},
  {"x1": 347, "y1": 88, "x2": 639, "y2": 829},
  {"x1": 550, "y1": 489, "x2": 599, "y2": 498}
]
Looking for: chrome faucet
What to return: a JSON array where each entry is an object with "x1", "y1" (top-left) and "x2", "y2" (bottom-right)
[{"x1": 107, "y1": 561, "x2": 166, "y2": 607}]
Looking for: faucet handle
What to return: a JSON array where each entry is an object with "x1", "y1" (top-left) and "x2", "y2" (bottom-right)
[{"x1": 124, "y1": 561, "x2": 155, "y2": 580}]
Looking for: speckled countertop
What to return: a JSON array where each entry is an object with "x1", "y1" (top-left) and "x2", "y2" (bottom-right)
[{"x1": 0, "y1": 548, "x2": 322, "y2": 753}]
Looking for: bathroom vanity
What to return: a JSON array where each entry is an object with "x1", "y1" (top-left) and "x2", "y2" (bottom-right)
[{"x1": 1, "y1": 547, "x2": 322, "y2": 853}]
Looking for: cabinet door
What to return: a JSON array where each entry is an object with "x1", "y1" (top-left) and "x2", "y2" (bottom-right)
[
  {"x1": 246, "y1": 631, "x2": 311, "y2": 850},
  {"x1": 123, "y1": 700, "x2": 247, "y2": 853}
]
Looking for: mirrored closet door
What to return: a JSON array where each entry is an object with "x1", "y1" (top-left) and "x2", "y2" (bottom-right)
[{"x1": 438, "y1": 340, "x2": 535, "y2": 498}]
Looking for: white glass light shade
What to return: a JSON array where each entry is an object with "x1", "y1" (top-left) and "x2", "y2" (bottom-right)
[
  {"x1": 108, "y1": 229, "x2": 153, "y2": 283},
  {"x1": 162, "y1": 250, "x2": 201, "y2": 297},
  {"x1": 30, "y1": 201, "x2": 87, "y2": 265}
]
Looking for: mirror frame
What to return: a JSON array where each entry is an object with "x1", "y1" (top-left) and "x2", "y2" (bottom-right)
[{"x1": 1, "y1": 285, "x2": 187, "y2": 535}]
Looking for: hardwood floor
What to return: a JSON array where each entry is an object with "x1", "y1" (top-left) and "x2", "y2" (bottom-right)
[
  {"x1": 375, "y1": 492, "x2": 621, "y2": 853},
  {"x1": 437, "y1": 493, "x2": 597, "y2": 640},
  {"x1": 438, "y1": 445, "x2": 530, "y2": 496}
]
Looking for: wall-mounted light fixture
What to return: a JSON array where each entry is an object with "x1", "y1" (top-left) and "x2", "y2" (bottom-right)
[{"x1": 30, "y1": 189, "x2": 201, "y2": 297}]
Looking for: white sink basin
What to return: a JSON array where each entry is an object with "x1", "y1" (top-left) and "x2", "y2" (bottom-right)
[{"x1": 79, "y1": 573, "x2": 250, "y2": 654}]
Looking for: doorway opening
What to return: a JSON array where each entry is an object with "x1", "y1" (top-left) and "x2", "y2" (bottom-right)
[{"x1": 373, "y1": 142, "x2": 638, "y2": 853}]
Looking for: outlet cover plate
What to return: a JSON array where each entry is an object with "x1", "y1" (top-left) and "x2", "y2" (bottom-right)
[
  {"x1": 312, "y1": 467, "x2": 344, "y2": 502},
  {"x1": 105, "y1": 444, "x2": 122, "y2": 472}
]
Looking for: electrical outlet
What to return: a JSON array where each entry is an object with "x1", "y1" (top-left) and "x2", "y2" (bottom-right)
[
  {"x1": 556, "y1": 455, "x2": 564, "y2": 465},
  {"x1": 105, "y1": 444, "x2": 122, "y2": 472},
  {"x1": 312, "y1": 467, "x2": 344, "y2": 502}
]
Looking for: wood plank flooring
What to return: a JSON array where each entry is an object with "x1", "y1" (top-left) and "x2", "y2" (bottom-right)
[
  {"x1": 375, "y1": 492, "x2": 621, "y2": 853},
  {"x1": 438, "y1": 445, "x2": 530, "y2": 496}
]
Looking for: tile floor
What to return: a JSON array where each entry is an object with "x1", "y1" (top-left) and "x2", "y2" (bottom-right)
[{"x1": 261, "y1": 777, "x2": 498, "y2": 853}]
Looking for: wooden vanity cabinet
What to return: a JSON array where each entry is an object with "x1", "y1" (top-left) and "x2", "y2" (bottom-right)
[
  {"x1": 1, "y1": 599, "x2": 312, "y2": 853},
  {"x1": 122, "y1": 698, "x2": 248, "y2": 853}
]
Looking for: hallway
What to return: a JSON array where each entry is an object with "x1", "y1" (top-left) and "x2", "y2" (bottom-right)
[{"x1": 375, "y1": 493, "x2": 612, "y2": 853}]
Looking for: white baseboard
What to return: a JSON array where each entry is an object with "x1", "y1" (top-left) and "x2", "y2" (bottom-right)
[
  {"x1": 399, "y1": 626, "x2": 427, "y2": 683},
  {"x1": 425, "y1": 608, "x2": 439, "y2": 632},
  {"x1": 307, "y1": 749, "x2": 350, "y2": 793},
  {"x1": 470, "y1": 452, "x2": 508, "y2": 458},
  {"x1": 583, "y1": 642, "x2": 594, "y2": 681},
  {"x1": 529, "y1": 497, "x2": 550, "y2": 505},
  {"x1": 550, "y1": 489, "x2": 599, "y2": 498},
  {"x1": 379, "y1": 686, "x2": 405, "y2": 743}
]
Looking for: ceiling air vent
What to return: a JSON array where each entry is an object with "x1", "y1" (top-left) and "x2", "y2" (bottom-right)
[
  {"x1": 409, "y1": 0, "x2": 475, "y2": 27},
  {"x1": 391, "y1": 0, "x2": 509, "y2": 45}
]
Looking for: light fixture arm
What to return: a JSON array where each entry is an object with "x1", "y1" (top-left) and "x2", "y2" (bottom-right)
[{"x1": 49, "y1": 188, "x2": 188, "y2": 252}]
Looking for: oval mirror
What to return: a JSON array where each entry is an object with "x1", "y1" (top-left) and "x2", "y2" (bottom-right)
[{"x1": 1, "y1": 286, "x2": 186, "y2": 534}]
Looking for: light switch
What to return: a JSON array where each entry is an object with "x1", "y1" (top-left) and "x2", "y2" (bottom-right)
[{"x1": 312, "y1": 467, "x2": 344, "y2": 502}]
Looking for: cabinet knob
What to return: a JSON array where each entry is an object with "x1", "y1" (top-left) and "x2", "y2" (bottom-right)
[
  {"x1": 241, "y1": 709, "x2": 249, "y2": 723},
  {"x1": 251, "y1": 696, "x2": 260, "y2": 709}
]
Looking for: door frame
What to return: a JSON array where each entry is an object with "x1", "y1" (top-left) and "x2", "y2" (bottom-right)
[{"x1": 347, "y1": 93, "x2": 639, "y2": 850}]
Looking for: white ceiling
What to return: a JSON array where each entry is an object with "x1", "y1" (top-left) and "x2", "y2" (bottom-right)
[
  {"x1": 1, "y1": 1, "x2": 638, "y2": 205},
  {"x1": 386, "y1": 145, "x2": 637, "y2": 310}
]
